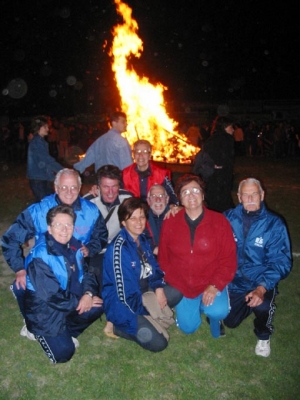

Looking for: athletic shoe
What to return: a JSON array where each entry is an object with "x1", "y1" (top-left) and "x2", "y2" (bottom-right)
[
  {"x1": 20, "y1": 324, "x2": 36, "y2": 341},
  {"x1": 72, "y1": 337, "x2": 80, "y2": 348},
  {"x1": 255, "y1": 339, "x2": 270, "y2": 357}
]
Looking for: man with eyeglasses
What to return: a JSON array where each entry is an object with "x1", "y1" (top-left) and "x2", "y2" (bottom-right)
[
  {"x1": 223, "y1": 178, "x2": 291, "y2": 357},
  {"x1": 122, "y1": 139, "x2": 179, "y2": 206},
  {"x1": 1, "y1": 168, "x2": 108, "y2": 339},
  {"x1": 146, "y1": 184, "x2": 170, "y2": 256},
  {"x1": 73, "y1": 111, "x2": 132, "y2": 173}
]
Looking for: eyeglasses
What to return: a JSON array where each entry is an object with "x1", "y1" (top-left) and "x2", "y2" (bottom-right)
[
  {"x1": 51, "y1": 223, "x2": 74, "y2": 231},
  {"x1": 181, "y1": 188, "x2": 202, "y2": 197},
  {"x1": 134, "y1": 149, "x2": 151, "y2": 154},
  {"x1": 57, "y1": 185, "x2": 79, "y2": 193},
  {"x1": 148, "y1": 194, "x2": 168, "y2": 199}
]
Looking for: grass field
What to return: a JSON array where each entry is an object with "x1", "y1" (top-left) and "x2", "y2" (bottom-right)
[{"x1": 0, "y1": 156, "x2": 299, "y2": 400}]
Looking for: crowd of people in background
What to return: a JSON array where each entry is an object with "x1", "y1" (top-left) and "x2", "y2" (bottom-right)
[{"x1": 1, "y1": 116, "x2": 300, "y2": 167}]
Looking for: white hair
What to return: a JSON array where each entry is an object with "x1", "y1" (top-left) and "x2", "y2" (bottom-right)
[
  {"x1": 54, "y1": 168, "x2": 82, "y2": 187},
  {"x1": 238, "y1": 178, "x2": 263, "y2": 194},
  {"x1": 147, "y1": 184, "x2": 167, "y2": 198}
]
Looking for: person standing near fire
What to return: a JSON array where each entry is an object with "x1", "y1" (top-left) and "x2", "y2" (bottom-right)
[
  {"x1": 122, "y1": 139, "x2": 179, "y2": 206},
  {"x1": 199, "y1": 117, "x2": 235, "y2": 213},
  {"x1": 73, "y1": 111, "x2": 132, "y2": 173}
]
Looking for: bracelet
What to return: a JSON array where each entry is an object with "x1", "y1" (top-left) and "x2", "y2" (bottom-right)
[{"x1": 84, "y1": 291, "x2": 93, "y2": 298}]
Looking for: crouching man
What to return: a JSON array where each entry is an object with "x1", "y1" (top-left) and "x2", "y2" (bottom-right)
[{"x1": 223, "y1": 178, "x2": 292, "y2": 357}]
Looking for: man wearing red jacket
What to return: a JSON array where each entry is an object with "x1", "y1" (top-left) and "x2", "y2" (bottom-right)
[
  {"x1": 122, "y1": 139, "x2": 178, "y2": 206},
  {"x1": 158, "y1": 174, "x2": 237, "y2": 338}
]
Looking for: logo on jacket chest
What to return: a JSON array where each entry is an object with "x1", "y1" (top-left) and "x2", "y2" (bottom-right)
[{"x1": 254, "y1": 236, "x2": 264, "y2": 247}]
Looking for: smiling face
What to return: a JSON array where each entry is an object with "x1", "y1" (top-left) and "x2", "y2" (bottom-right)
[
  {"x1": 134, "y1": 143, "x2": 151, "y2": 171},
  {"x1": 47, "y1": 213, "x2": 74, "y2": 244},
  {"x1": 147, "y1": 185, "x2": 169, "y2": 216},
  {"x1": 121, "y1": 208, "x2": 146, "y2": 241},
  {"x1": 180, "y1": 180, "x2": 204, "y2": 214},
  {"x1": 55, "y1": 174, "x2": 81, "y2": 205},
  {"x1": 98, "y1": 177, "x2": 120, "y2": 203},
  {"x1": 238, "y1": 182, "x2": 264, "y2": 211}
]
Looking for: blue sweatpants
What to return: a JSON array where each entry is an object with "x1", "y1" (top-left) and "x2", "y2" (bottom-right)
[{"x1": 175, "y1": 287, "x2": 230, "y2": 338}]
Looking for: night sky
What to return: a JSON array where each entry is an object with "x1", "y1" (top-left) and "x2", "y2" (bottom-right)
[{"x1": 1, "y1": 0, "x2": 299, "y2": 119}]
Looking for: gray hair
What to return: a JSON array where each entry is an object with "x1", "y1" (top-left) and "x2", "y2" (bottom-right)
[
  {"x1": 147, "y1": 184, "x2": 167, "y2": 198},
  {"x1": 54, "y1": 168, "x2": 82, "y2": 188},
  {"x1": 238, "y1": 178, "x2": 263, "y2": 194}
]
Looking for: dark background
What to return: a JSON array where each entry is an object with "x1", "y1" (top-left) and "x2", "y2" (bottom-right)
[{"x1": 1, "y1": 0, "x2": 299, "y2": 119}]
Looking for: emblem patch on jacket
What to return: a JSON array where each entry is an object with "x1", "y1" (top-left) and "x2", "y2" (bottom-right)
[{"x1": 254, "y1": 237, "x2": 263, "y2": 247}]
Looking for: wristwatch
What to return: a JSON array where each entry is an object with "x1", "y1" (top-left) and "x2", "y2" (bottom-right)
[{"x1": 84, "y1": 291, "x2": 93, "y2": 298}]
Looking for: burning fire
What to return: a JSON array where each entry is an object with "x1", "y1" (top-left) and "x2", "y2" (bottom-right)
[{"x1": 110, "y1": 0, "x2": 199, "y2": 163}]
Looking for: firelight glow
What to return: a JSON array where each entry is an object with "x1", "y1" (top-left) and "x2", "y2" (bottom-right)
[{"x1": 110, "y1": 0, "x2": 199, "y2": 163}]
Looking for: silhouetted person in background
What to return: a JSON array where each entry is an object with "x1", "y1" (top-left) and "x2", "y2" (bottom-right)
[{"x1": 200, "y1": 117, "x2": 235, "y2": 212}]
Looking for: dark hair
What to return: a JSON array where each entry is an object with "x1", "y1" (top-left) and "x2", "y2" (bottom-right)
[
  {"x1": 118, "y1": 197, "x2": 148, "y2": 227},
  {"x1": 214, "y1": 116, "x2": 234, "y2": 132},
  {"x1": 31, "y1": 115, "x2": 49, "y2": 135},
  {"x1": 110, "y1": 111, "x2": 126, "y2": 124},
  {"x1": 46, "y1": 205, "x2": 76, "y2": 226},
  {"x1": 175, "y1": 174, "x2": 205, "y2": 198},
  {"x1": 96, "y1": 165, "x2": 122, "y2": 185}
]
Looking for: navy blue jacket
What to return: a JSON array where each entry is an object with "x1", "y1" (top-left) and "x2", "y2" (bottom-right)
[
  {"x1": 102, "y1": 228, "x2": 165, "y2": 335},
  {"x1": 24, "y1": 233, "x2": 99, "y2": 336},
  {"x1": 26, "y1": 134, "x2": 63, "y2": 181},
  {"x1": 1, "y1": 194, "x2": 108, "y2": 273},
  {"x1": 224, "y1": 202, "x2": 292, "y2": 293}
]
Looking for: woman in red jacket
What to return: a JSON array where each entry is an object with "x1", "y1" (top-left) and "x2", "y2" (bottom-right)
[{"x1": 158, "y1": 174, "x2": 237, "y2": 338}]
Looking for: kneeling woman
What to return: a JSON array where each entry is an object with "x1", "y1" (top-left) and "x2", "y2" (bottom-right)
[
  {"x1": 24, "y1": 205, "x2": 103, "y2": 363},
  {"x1": 158, "y1": 174, "x2": 237, "y2": 338},
  {"x1": 102, "y1": 197, "x2": 182, "y2": 352}
]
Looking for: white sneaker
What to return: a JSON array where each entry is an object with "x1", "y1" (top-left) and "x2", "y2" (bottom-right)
[
  {"x1": 72, "y1": 337, "x2": 80, "y2": 348},
  {"x1": 20, "y1": 325, "x2": 36, "y2": 341},
  {"x1": 255, "y1": 339, "x2": 270, "y2": 357}
]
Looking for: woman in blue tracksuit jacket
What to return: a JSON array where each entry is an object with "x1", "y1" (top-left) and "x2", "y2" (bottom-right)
[
  {"x1": 24, "y1": 205, "x2": 103, "y2": 363},
  {"x1": 102, "y1": 197, "x2": 182, "y2": 352}
]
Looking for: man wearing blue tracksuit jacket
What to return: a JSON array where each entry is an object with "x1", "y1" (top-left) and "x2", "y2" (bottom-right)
[{"x1": 223, "y1": 177, "x2": 292, "y2": 357}]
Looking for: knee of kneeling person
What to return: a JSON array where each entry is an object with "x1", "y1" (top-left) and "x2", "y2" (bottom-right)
[
  {"x1": 223, "y1": 316, "x2": 241, "y2": 329},
  {"x1": 148, "y1": 335, "x2": 168, "y2": 353},
  {"x1": 55, "y1": 346, "x2": 75, "y2": 363},
  {"x1": 177, "y1": 321, "x2": 199, "y2": 334}
]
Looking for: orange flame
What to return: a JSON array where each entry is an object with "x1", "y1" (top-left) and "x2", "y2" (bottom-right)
[{"x1": 110, "y1": 0, "x2": 199, "y2": 163}]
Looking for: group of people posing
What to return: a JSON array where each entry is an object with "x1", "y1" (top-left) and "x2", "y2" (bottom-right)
[{"x1": 1, "y1": 112, "x2": 292, "y2": 363}]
